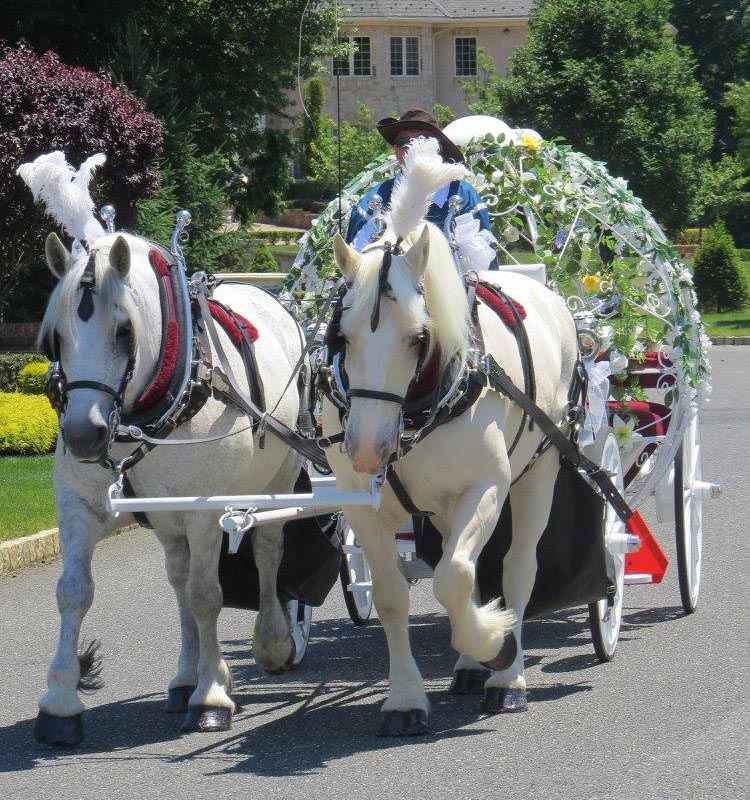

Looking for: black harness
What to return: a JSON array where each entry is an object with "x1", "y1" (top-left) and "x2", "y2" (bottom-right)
[{"x1": 318, "y1": 247, "x2": 633, "y2": 524}]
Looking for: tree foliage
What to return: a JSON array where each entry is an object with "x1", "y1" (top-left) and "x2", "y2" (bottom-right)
[
  {"x1": 692, "y1": 220, "x2": 750, "y2": 312},
  {"x1": 0, "y1": 43, "x2": 163, "y2": 321},
  {"x1": 466, "y1": 0, "x2": 714, "y2": 231},
  {"x1": 670, "y1": 0, "x2": 750, "y2": 153}
]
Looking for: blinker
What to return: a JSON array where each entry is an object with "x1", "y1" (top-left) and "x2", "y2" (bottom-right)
[{"x1": 77, "y1": 252, "x2": 96, "y2": 321}]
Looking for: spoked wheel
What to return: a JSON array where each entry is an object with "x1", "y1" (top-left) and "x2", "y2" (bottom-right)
[
  {"x1": 338, "y1": 516, "x2": 373, "y2": 625},
  {"x1": 589, "y1": 432, "x2": 626, "y2": 662},
  {"x1": 285, "y1": 598, "x2": 312, "y2": 668},
  {"x1": 674, "y1": 412, "x2": 703, "y2": 615}
]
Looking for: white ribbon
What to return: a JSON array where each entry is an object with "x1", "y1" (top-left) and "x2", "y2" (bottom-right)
[
  {"x1": 579, "y1": 358, "x2": 611, "y2": 448},
  {"x1": 453, "y1": 212, "x2": 498, "y2": 273}
]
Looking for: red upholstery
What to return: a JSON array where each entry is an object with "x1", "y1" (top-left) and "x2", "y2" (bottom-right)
[{"x1": 608, "y1": 400, "x2": 671, "y2": 485}]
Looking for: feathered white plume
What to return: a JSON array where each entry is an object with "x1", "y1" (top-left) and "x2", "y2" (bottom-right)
[
  {"x1": 16, "y1": 151, "x2": 107, "y2": 253},
  {"x1": 388, "y1": 137, "x2": 468, "y2": 240}
]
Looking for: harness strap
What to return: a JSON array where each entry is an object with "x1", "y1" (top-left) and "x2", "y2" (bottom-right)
[
  {"x1": 195, "y1": 289, "x2": 330, "y2": 471},
  {"x1": 348, "y1": 388, "x2": 406, "y2": 405},
  {"x1": 482, "y1": 355, "x2": 633, "y2": 524},
  {"x1": 386, "y1": 468, "x2": 432, "y2": 517}
]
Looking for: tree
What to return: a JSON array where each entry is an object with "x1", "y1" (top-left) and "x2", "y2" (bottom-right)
[
  {"x1": 692, "y1": 221, "x2": 750, "y2": 312},
  {"x1": 1, "y1": 1, "x2": 337, "y2": 217},
  {"x1": 301, "y1": 77, "x2": 327, "y2": 178},
  {"x1": 466, "y1": 0, "x2": 714, "y2": 232},
  {"x1": 670, "y1": 0, "x2": 750, "y2": 154},
  {"x1": 0, "y1": 43, "x2": 162, "y2": 322}
]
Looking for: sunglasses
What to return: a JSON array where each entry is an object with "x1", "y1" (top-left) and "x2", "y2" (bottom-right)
[{"x1": 393, "y1": 135, "x2": 437, "y2": 148}]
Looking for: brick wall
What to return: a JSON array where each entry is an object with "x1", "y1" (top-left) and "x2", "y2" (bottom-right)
[{"x1": 0, "y1": 322, "x2": 40, "y2": 352}]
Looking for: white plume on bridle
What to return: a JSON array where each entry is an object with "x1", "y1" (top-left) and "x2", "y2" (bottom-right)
[
  {"x1": 16, "y1": 151, "x2": 107, "y2": 256},
  {"x1": 388, "y1": 137, "x2": 468, "y2": 240}
]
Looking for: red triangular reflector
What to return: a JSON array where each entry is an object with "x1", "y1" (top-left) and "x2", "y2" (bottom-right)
[{"x1": 625, "y1": 510, "x2": 669, "y2": 584}]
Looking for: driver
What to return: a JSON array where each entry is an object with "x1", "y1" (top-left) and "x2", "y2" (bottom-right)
[{"x1": 345, "y1": 108, "x2": 498, "y2": 269}]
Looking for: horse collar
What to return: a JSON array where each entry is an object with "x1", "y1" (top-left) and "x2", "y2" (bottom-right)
[{"x1": 77, "y1": 252, "x2": 96, "y2": 321}]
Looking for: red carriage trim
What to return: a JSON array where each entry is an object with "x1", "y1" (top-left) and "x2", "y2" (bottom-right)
[{"x1": 608, "y1": 399, "x2": 670, "y2": 486}]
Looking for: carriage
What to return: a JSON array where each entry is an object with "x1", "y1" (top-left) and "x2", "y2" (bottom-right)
[{"x1": 20, "y1": 116, "x2": 722, "y2": 744}]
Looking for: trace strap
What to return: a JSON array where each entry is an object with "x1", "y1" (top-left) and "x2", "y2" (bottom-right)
[
  {"x1": 194, "y1": 288, "x2": 330, "y2": 472},
  {"x1": 481, "y1": 354, "x2": 633, "y2": 524}
]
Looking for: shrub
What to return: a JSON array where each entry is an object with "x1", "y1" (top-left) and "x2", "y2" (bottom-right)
[
  {"x1": 676, "y1": 228, "x2": 702, "y2": 245},
  {"x1": 0, "y1": 353, "x2": 47, "y2": 392},
  {"x1": 249, "y1": 242, "x2": 280, "y2": 273},
  {"x1": 693, "y1": 221, "x2": 750, "y2": 312},
  {"x1": 0, "y1": 392, "x2": 57, "y2": 455},
  {"x1": 17, "y1": 361, "x2": 49, "y2": 394},
  {"x1": 0, "y1": 43, "x2": 163, "y2": 323}
]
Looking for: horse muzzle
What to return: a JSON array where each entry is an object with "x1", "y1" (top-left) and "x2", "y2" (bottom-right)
[
  {"x1": 344, "y1": 421, "x2": 398, "y2": 475},
  {"x1": 60, "y1": 402, "x2": 113, "y2": 462}
]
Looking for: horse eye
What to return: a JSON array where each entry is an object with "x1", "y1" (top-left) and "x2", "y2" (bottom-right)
[
  {"x1": 409, "y1": 333, "x2": 425, "y2": 348},
  {"x1": 116, "y1": 321, "x2": 132, "y2": 339}
]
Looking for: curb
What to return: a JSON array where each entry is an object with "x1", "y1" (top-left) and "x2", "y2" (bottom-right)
[
  {"x1": 0, "y1": 528, "x2": 60, "y2": 578},
  {"x1": 711, "y1": 336, "x2": 750, "y2": 345}
]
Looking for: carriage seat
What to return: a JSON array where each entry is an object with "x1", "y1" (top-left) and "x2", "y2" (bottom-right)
[
  {"x1": 607, "y1": 399, "x2": 671, "y2": 486},
  {"x1": 477, "y1": 263, "x2": 546, "y2": 285}
]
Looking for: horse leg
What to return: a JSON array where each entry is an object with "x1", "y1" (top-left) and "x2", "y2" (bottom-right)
[
  {"x1": 449, "y1": 588, "x2": 491, "y2": 695},
  {"x1": 433, "y1": 481, "x2": 516, "y2": 667},
  {"x1": 346, "y1": 507, "x2": 429, "y2": 737},
  {"x1": 181, "y1": 527, "x2": 234, "y2": 733},
  {"x1": 251, "y1": 521, "x2": 294, "y2": 673},
  {"x1": 481, "y1": 449, "x2": 559, "y2": 713},
  {"x1": 35, "y1": 494, "x2": 104, "y2": 747},
  {"x1": 155, "y1": 531, "x2": 199, "y2": 714}
]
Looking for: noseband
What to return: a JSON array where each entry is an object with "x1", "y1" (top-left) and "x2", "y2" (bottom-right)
[
  {"x1": 44, "y1": 251, "x2": 135, "y2": 439},
  {"x1": 330, "y1": 238, "x2": 431, "y2": 410}
]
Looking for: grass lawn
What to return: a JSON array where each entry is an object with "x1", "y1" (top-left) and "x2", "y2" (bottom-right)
[{"x1": 0, "y1": 455, "x2": 56, "y2": 542}]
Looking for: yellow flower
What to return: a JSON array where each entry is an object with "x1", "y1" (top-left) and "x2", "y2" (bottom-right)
[
  {"x1": 519, "y1": 131, "x2": 542, "y2": 153},
  {"x1": 582, "y1": 273, "x2": 602, "y2": 293}
]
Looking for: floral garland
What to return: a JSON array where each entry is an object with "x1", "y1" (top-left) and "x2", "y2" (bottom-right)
[{"x1": 284, "y1": 130, "x2": 711, "y2": 501}]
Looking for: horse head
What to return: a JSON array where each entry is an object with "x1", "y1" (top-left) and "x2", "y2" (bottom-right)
[{"x1": 39, "y1": 232, "x2": 160, "y2": 462}]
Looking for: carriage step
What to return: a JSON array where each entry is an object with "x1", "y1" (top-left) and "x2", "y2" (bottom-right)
[{"x1": 624, "y1": 573, "x2": 656, "y2": 585}]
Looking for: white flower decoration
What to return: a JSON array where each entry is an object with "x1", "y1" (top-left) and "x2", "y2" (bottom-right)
[
  {"x1": 612, "y1": 414, "x2": 643, "y2": 453},
  {"x1": 502, "y1": 225, "x2": 520, "y2": 243},
  {"x1": 609, "y1": 351, "x2": 629, "y2": 374}
]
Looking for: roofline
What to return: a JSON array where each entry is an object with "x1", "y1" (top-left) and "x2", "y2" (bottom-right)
[{"x1": 343, "y1": 17, "x2": 528, "y2": 26}]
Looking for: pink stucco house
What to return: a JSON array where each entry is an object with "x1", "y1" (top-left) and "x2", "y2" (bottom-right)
[{"x1": 315, "y1": 0, "x2": 532, "y2": 121}]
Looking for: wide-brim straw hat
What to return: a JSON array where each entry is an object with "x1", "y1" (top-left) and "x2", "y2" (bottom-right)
[{"x1": 377, "y1": 108, "x2": 466, "y2": 165}]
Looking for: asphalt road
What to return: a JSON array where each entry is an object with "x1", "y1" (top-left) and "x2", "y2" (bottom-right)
[{"x1": 0, "y1": 347, "x2": 747, "y2": 800}]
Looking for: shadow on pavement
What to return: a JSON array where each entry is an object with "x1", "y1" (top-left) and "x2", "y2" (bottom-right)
[{"x1": 0, "y1": 604, "x2": 683, "y2": 774}]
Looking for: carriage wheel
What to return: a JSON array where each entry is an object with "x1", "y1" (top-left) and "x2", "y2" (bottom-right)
[
  {"x1": 674, "y1": 412, "x2": 703, "y2": 615},
  {"x1": 285, "y1": 599, "x2": 313, "y2": 668},
  {"x1": 338, "y1": 517, "x2": 373, "y2": 625},
  {"x1": 589, "y1": 432, "x2": 626, "y2": 662}
]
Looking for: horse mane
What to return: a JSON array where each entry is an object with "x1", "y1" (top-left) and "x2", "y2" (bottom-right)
[
  {"x1": 38, "y1": 234, "x2": 145, "y2": 355},
  {"x1": 348, "y1": 137, "x2": 472, "y2": 366}
]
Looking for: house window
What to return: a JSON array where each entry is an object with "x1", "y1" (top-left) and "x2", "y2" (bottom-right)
[
  {"x1": 455, "y1": 37, "x2": 477, "y2": 76},
  {"x1": 333, "y1": 36, "x2": 372, "y2": 77},
  {"x1": 390, "y1": 36, "x2": 420, "y2": 76}
]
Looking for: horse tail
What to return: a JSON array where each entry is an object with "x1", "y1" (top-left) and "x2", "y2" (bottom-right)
[{"x1": 77, "y1": 639, "x2": 104, "y2": 692}]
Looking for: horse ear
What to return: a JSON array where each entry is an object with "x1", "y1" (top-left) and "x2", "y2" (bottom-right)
[
  {"x1": 404, "y1": 225, "x2": 430, "y2": 281},
  {"x1": 109, "y1": 235, "x2": 130, "y2": 277},
  {"x1": 45, "y1": 233, "x2": 69, "y2": 278},
  {"x1": 332, "y1": 232, "x2": 361, "y2": 278}
]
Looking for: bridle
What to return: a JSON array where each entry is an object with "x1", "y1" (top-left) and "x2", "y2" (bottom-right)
[
  {"x1": 332, "y1": 238, "x2": 432, "y2": 411},
  {"x1": 44, "y1": 250, "x2": 136, "y2": 453}
]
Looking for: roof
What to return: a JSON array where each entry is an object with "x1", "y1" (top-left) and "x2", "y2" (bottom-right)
[{"x1": 344, "y1": 1, "x2": 533, "y2": 20}]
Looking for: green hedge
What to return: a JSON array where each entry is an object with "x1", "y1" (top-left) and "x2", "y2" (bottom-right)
[
  {"x1": 0, "y1": 352, "x2": 46, "y2": 392},
  {"x1": 0, "y1": 392, "x2": 58, "y2": 455},
  {"x1": 17, "y1": 361, "x2": 49, "y2": 394}
]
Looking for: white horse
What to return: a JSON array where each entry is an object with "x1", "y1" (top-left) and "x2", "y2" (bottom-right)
[
  {"x1": 35, "y1": 231, "x2": 305, "y2": 746},
  {"x1": 322, "y1": 140, "x2": 579, "y2": 735}
]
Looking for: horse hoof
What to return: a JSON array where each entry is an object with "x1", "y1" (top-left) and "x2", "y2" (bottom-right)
[
  {"x1": 479, "y1": 687, "x2": 528, "y2": 714},
  {"x1": 263, "y1": 639, "x2": 296, "y2": 676},
  {"x1": 34, "y1": 710, "x2": 84, "y2": 747},
  {"x1": 164, "y1": 685, "x2": 196, "y2": 714},
  {"x1": 480, "y1": 631, "x2": 518, "y2": 672},
  {"x1": 181, "y1": 705, "x2": 233, "y2": 733},
  {"x1": 449, "y1": 669, "x2": 490, "y2": 695},
  {"x1": 378, "y1": 709, "x2": 429, "y2": 737}
]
